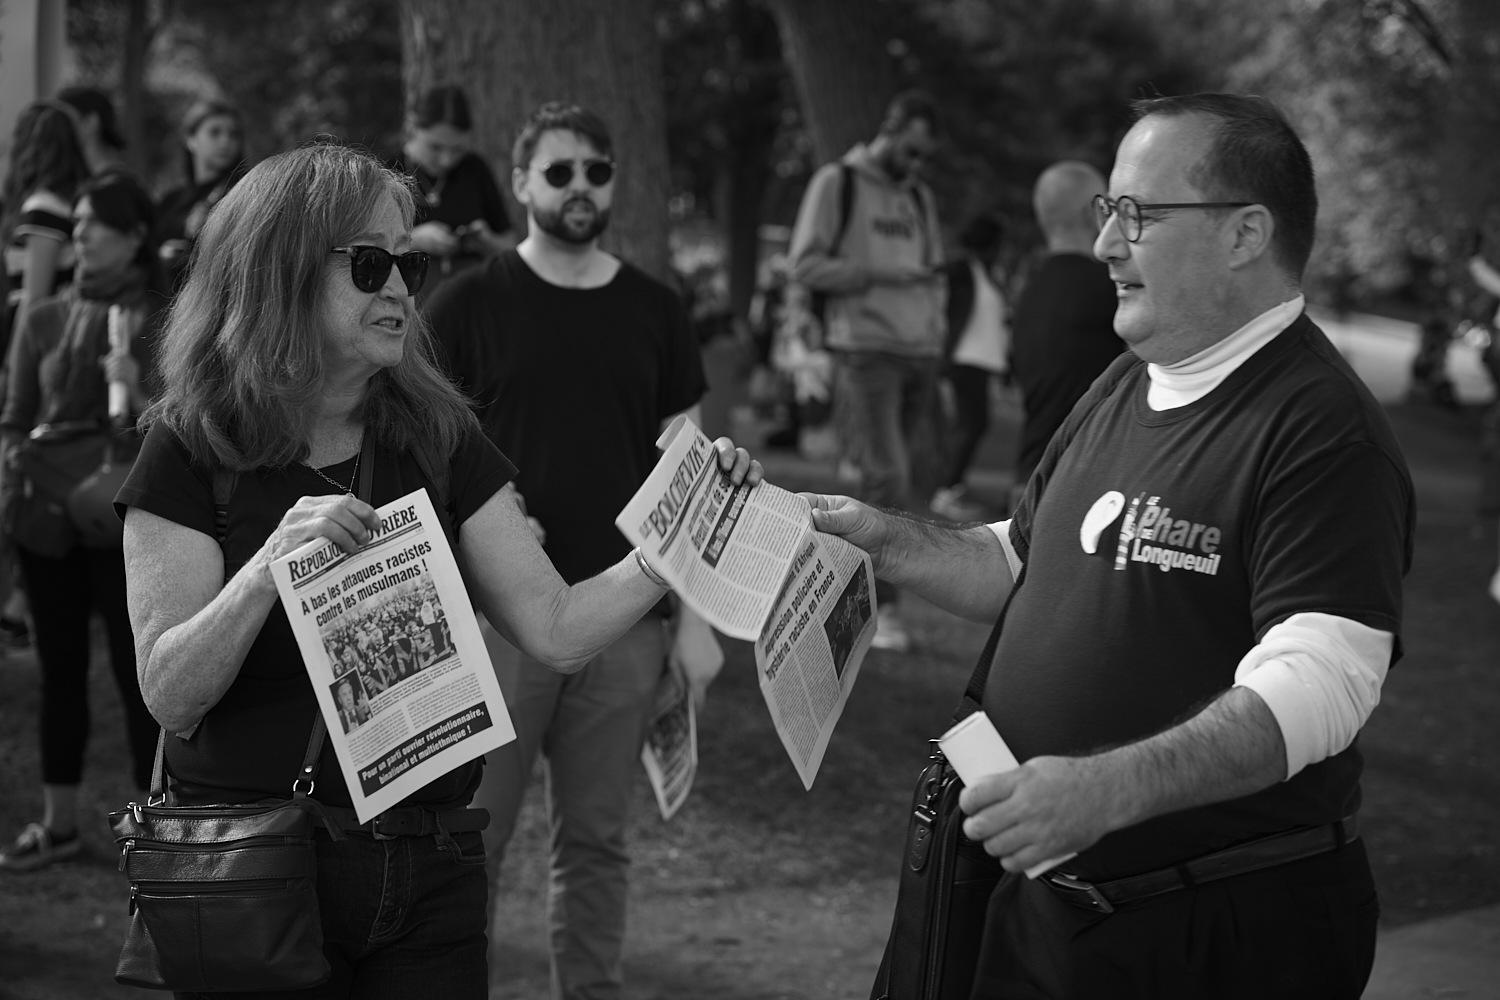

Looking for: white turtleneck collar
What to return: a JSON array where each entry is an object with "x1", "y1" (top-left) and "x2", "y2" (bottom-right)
[{"x1": 1146, "y1": 295, "x2": 1305, "y2": 411}]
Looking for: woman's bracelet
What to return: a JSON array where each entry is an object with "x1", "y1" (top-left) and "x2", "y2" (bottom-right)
[{"x1": 633, "y1": 547, "x2": 669, "y2": 589}]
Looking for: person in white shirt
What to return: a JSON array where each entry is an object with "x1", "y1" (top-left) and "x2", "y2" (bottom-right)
[
  {"x1": 805, "y1": 93, "x2": 1412, "y2": 997},
  {"x1": 931, "y1": 214, "x2": 1010, "y2": 522}
]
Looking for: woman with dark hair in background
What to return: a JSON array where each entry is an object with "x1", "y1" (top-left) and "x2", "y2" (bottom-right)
[
  {"x1": 0, "y1": 101, "x2": 94, "y2": 649},
  {"x1": 3, "y1": 102, "x2": 91, "y2": 337},
  {"x1": 154, "y1": 100, "x2": 247, "y2": 285},
  {"x1": 0, "y1": 173, "x2": 164, "y2": 870},
  {"x1": 395, "y1": 85, "x2": 512, "y2": 298}
]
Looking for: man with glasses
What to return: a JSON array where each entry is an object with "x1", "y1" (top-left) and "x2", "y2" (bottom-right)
[
  {"x1": 425, "y1": 102, "x2": 713, "y2": 1000},
  {"x1": 787, "y1": 89, "x2": 946, "y2": 652},
  {"x1": 806, "y1": 94, "x2": 1412, "y2": 996}
]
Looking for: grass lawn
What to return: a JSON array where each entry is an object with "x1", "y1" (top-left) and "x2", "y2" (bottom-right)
[{"x1": 0, "y1": 402, "x2": 1496, "y2": 999}]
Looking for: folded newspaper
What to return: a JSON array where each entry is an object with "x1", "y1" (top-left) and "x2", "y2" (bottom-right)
[
  {"x1": 616, "y1": 417, "x2": 877, "y2": 789},
  {"x1": 270, "y1": 488, "x2": 516, "y2": 823},
  {"x1": 640, "y1": 662, "x2": 696, "y2": 820}
]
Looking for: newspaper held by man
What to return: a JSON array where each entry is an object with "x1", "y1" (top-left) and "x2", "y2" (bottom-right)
[
  {"x1": 616, "y1": 416, "x2": 876, "y2": 789},
  {"x1": 639, "y1": 662, "x2": 697, "y2": 820},
  {"x1": 753, "y1": 531, "x2": 876, "y2": 789},
  {"x1": 270, "y1": 487, "x2": 516, "y2": 823}
]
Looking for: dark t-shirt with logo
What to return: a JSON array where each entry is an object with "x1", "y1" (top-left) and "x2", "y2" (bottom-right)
[{"x1": 990, "y1": 314, "x2": 1413, "y2": 880}]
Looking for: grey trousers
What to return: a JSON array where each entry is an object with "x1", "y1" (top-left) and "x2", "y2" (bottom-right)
[{"x1": 471, "y1": 616, "x2": 666, "y2": 1000}]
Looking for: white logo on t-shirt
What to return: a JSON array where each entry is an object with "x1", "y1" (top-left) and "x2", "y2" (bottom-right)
[{"x1": 1079, "y1": 491, "x2": 1125, "y2": 554}]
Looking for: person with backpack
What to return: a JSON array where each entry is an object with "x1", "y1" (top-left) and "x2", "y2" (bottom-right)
[
  {"x1": 786, "y1": 90, "x2": 946, "y2": 652},
  {"x1": 110, "y1": 144, "x2": 758, "y2": 996}
]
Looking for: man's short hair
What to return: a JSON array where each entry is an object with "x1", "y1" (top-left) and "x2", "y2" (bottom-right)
[
  {"x1": 1130, "y1": 93, "x2": 1316, "y2": 279},
  {"x1": 880, "y1": 89, "x2": 940, "y2": 138},
  {"x1": 512, "y1": 102, "x2": 613, "y2": 171}
]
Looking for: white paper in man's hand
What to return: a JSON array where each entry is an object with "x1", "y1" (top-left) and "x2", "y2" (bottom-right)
[{"x1": 939, "y1": 711, "x2": 1076, "y2": 878}]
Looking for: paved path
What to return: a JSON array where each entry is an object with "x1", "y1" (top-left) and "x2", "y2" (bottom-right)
[{"x1": 1365, "y1": 904, "x2": 1500, "y2": 999}]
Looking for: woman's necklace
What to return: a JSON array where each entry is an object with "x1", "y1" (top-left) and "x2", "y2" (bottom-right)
[{"x1": 307, "y1": 448, "x2": 361, "y2": 495}]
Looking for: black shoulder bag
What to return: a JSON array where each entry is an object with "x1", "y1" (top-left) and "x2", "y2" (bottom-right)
[
  {"x1": 868, "y1": 356, "x2": 1139, "y2": 1000},
  {"x1": 869, "y1": 575, "x2": 1019, "y2": 1000},
  {"x1": 107, "y1": 439, "x2": 376, "y2": 991}
]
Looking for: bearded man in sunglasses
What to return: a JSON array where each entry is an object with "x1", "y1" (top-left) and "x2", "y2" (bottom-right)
[
  {"x1": 808, "y1": 94, "x2": 1413, "y2": 998},
  {"x1": 426, "y1": 102, "x2": 714, "y2": 1000}
]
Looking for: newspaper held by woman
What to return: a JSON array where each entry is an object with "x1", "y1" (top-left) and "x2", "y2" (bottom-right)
[{"x1": 270, "y1": 487, "x2": 516, "y2": 823}]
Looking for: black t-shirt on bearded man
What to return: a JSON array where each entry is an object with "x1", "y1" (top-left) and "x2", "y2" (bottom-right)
[
  {"x1": 115, "y1": 422, "x2": 516, "y2": 809},
  {"x1": 991, "y1": 313, "x2": 1414, "y2": 881},
  {"x1": 425, "y1": 249, "x2": 707, "y2": 585}
]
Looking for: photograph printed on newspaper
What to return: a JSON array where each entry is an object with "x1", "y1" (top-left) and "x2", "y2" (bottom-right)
[
  {"x1": 753, "y1": 531, "x2": 876, "y2": 789},
  {"x1": 616, "y1": 416, "x2": 876, "y2": 789},
  {"x1": 270, "y1": 488, "x2": 516, "y2": 822}
]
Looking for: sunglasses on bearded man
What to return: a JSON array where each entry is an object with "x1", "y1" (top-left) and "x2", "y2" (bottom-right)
[{"x1": 536, "y1": 158, "x2": 616, "y2": 189}]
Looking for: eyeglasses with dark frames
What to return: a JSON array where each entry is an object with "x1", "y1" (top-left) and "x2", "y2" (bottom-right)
[
  {"x1": 1092, "y1": 194, "x2": 1253, "y2": 243},
  {"x1": 331, "y1": 246, "x2": 429, "y2": 295},
  {"x1": 536, "y1": 159, "x2": 616, "y2": 189}
]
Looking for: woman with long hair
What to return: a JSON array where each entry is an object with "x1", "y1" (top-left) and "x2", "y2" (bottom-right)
[
  {"x1": 0, "y1": 173, "x2": 164, "y2": 870},
  {"x1": 396, "y1": 85, "x2": 512, "y2": 297},
  {"x1": 0, "y1": 101, "x2": 92, "y2": 649},
  {"x1": 2, "y1": 101, "x2": 92, "y2": 341},
  {"x1": 110, "y1": 144, "x2": 755, "y2": 994},
  {"x1": 153, "y1": 100, "x2": 246, "y2": 285}
]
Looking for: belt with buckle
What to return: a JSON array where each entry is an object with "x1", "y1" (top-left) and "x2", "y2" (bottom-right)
[
  {"x1": 1040, "y1": 814, "x2": 1359, "y2": 915},
  {"x1": 322, "y1": 805, "x2": 490, "y2": 840}
]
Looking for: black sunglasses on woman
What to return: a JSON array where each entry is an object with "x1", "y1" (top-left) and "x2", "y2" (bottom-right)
[{"x1": 331, "y1": 246, "x2": 430, "y2": 295}]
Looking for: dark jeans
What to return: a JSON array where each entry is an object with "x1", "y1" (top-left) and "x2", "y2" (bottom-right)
[
  {"x1": 970, "y1": 838, "x2": 1378, "y2": 999},
  {"x1": 177, "y1": 828, "x2": 490, "y2": 1000},
  {"x1": 943, "y1": 363, "x2": 992, "y2": 488},
  {"x1": 17, "y1": 544, "x2": 156, "y2": 789}
]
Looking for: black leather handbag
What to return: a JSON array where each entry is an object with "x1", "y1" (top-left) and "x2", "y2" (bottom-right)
[
  {"x1": 109, "y1": 719, "x2": 343, "y2": 992},
  {"x1": 870, "y1": 584, "x2": 1018, "y2": 1000}
]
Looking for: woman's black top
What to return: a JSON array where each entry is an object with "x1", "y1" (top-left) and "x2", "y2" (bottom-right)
[{"x1": 115, "y1": 422, "x2": 516, "y2": 809}]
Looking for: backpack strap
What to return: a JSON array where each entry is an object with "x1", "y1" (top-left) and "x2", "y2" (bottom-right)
[{"x1": 830, "y1": 162, "x2": 857, "y2": 259}]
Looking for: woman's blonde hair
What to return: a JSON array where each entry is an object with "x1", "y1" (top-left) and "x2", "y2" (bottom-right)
[{"x1": 144, "y1": 142, "x2": 476, "y2": 470}]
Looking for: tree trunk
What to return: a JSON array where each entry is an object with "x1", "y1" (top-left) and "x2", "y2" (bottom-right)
[
  {"x1": 120, "y1": 0, "x2": 151, "y2": 176},
  {"x1": 766, "y1": 0, "x2": 899, "y2": 167},
  {"x1": 400, "y1": 0, "x2": 671, "y2": 279},
  {"x1": 1444, "y1": 0, "x2": 1500, "y2": 224}
]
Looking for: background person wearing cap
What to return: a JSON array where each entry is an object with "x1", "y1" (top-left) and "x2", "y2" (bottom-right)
[{"x1": 56, "y1": 87, "x2": 130, "y2": 178}]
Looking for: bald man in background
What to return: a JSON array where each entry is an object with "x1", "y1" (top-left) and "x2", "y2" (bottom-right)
[{"x1": 1010, "y1": 161, "x2": 1125, "y2": 498}]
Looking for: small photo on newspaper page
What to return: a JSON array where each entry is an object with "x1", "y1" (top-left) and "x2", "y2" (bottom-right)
[
  {"x1": 753, "y1": 532, "x2": 877, "y2": 790},
  {"x1": 270, "y1": 487, "x2": 516, "y2": 822}
]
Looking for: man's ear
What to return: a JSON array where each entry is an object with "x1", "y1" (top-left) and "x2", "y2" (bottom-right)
[
  {"x1": 1227, "y1": 205, "x2": 1275, "y2": 270},
  {"x1": 511, "y1": 166, "x2": 530, "y2": 206}
]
